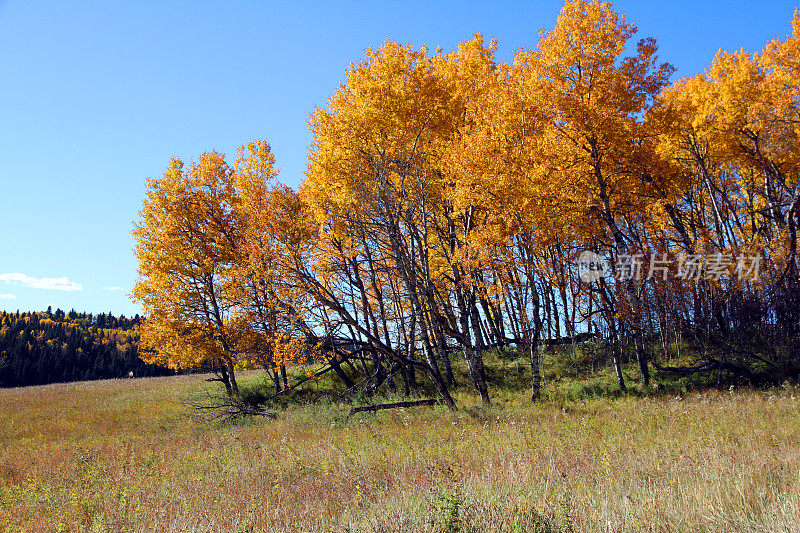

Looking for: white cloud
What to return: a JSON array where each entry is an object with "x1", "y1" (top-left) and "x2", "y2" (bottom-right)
[
  {"x1": 0, "y1": 294, "x2": 16, "y2": 300},
  {"x1": 0, "y1": 273, "x2": 83, "y2": 291},
  {"x1": 104, "y1": 286, "x2": 124, "y2": 291}
]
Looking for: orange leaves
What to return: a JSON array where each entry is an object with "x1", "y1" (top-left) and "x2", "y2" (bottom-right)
[
  {"x1": 447, "y1": 0, "x2": 678, "y2": 256},
  {"x1": 132, "y1": 1, "x2": 800, "y2": 385},
  {"x1": 234, "y1": 140, "x2": 279, "y2": 212},
  {"x1": 656, "y1": 8, "x2": 800, "y2": 267},
  {"x1": 305, "y1": 41, "x2": 453, "y2": 226},
  {"x1": 539, "y1": 0, "x2": 633, "y2": 78},
  {"x1": 526, "y1": 1, "x2": 674, "y2": 245},
  {"x1": 133, "y1": 141, "x2": 286, "y2": 373}
]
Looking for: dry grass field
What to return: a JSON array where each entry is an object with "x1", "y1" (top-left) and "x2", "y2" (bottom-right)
[{"x1": 1, "y1": 366, "x2": 799, "y2": 532}]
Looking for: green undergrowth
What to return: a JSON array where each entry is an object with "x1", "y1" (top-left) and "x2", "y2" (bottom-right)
[{"x1": 222, "y1": 342, "x2": 768, "y2": 430}]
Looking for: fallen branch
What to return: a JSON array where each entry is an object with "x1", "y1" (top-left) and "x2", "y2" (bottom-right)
[
  {"x1": 347, "y1": 398, "x2": 438, "y2": 418},
  {"x1": 185, "y1": 390, "x2": 277, "y2": 424},
  {"x1": 262, "y1": 364, "x2": 336, "y2": 403}
]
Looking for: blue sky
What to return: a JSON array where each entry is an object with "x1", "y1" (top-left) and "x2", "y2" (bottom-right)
[{"x1": 0, "y1": 0, "x2": 797, "y2": 316}]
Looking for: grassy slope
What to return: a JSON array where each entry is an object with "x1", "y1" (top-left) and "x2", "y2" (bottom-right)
[{"x1": 1, "y1": 358, "x2": 799, "y2": 532}]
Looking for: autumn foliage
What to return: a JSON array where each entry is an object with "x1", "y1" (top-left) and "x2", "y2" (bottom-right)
[{"x1": 134, "y1": 1, "x2": 800, "y2": 406}]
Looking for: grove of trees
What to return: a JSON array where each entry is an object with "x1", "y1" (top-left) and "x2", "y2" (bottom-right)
[
  {"x1": 0, "y1": 309, "x2": 171, "y2": 387},
  {"x1": 133, "y1": 0, "x2": 800, "y2": 409}
]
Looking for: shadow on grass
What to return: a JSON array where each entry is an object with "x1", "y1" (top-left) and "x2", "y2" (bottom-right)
[{"x1": 194, "y1": 345, "x2": 753, "y2": 428}]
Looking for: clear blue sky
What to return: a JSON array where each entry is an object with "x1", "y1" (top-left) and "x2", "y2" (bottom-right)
[{"x1": 0, "y1": 0, "x2": 797, "y2": 316}]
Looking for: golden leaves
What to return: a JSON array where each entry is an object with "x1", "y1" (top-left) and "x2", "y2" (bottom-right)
[
  {"x1": 133, "y1": 142, "x2": 285, "y2": 372},
  {"x1": 133, "y1": 1, "x2": 800, "y2": 376}
]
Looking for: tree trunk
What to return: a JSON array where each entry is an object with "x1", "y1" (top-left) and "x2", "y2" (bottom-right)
[
  {"x1": 271, "y1": 365, "x2": 281, "y2": 394},
  {"x1": 435, "y1": 324, "x2": 456, "y2": 386},
  {"x1": 610, "y1": 324, "x2": 626, "y2": 392},
  {"x1": 529, "y1": 282, "x2": 544, "y2": 401},
  {"x1": 219, "y1": 360, "x2": 234, "y2": 397},
  {"x1": 280, "y1": 364, "x2": 288, "y2": 390},
  {"x1": 529, "y1": 342, "x2": 542, "y2": 401},
  {"x1": 329, "y1": 355, "x2": 355, "y2": 388},
  {"x1": 626, "y1": 280, "x2": 650, "y2": 385},
  {"x1": 597, "y1": 159, "x2": 650, "y2": 386},
  {"x1": 458, "y1": 303, "x2": 490, "y2": 405},
  {"x1": 225, "y1": 358, "x2": 239, "y2": 398}
]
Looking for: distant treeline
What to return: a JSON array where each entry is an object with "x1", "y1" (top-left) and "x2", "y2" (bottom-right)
[{"x1": 0, "y1": 309, "x2": 173, "y2": 387}]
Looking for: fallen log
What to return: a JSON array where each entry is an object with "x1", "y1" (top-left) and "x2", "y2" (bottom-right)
[{"x1": 347, "y1": 398, "x2": 438, "y2": 418}]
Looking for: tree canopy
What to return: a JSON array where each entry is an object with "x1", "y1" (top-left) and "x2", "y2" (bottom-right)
[{"x1": 134, "y1": 0, "x2": 800, "y2": 407}]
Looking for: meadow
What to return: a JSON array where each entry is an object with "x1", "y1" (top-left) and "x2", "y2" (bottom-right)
[{"x1": 1, "y1": 354, "x2": 799, "y2": 532}]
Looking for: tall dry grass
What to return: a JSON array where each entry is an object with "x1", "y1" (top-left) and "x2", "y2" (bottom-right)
[{"x1": 0, "y1": 372, "x2": 798, "y2": 532}]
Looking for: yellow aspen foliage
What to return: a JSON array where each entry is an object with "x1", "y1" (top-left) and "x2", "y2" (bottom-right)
[{"x1": 133, "y1": 153, "x2": 244, "y2": 375}]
